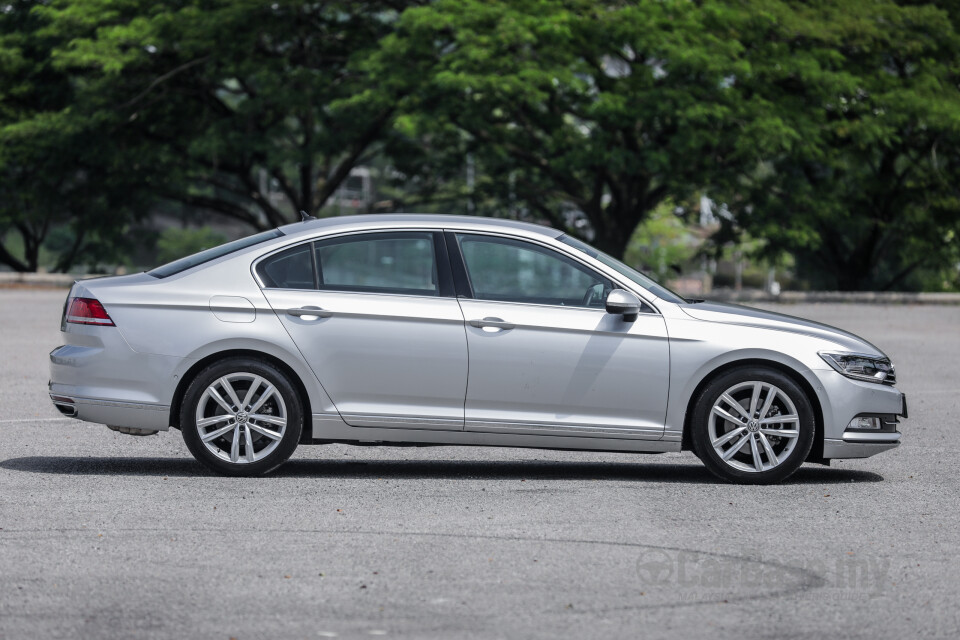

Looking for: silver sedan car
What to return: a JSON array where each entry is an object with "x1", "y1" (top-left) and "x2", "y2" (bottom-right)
[{"x1": 48, "y1": 214, "x2": 906, "y2": 483}]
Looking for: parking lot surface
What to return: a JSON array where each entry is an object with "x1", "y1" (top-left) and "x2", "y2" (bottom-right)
[{"x1": 1, "y1": 289, "x2": 958, "y2": 639}]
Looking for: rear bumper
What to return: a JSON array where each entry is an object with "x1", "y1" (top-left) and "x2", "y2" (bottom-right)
[
  {"x1": 49, "y1": 327, "x2": 182, "y2": 431},
  {"x1": 48, "y1": 391, "x2": 170, "y2": 431}
]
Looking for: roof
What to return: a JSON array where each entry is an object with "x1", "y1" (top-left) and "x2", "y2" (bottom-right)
[{"x1": 277, "y1": 214, "x2": 564, "y2": 240}]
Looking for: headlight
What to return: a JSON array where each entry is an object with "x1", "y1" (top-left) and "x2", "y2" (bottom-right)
[{"x1": 819, "y1": 351, "x2": 895, "y2": 384}]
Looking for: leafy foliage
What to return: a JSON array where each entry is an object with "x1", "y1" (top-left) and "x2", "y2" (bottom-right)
[
  {"x1": 0, "y1": 0, "x2": 146, "y2": 272},
  {"x1": 374, "y1": 0, "x2": 754, "y2": 256},
  {"x1": 625, "y1": 202, "x2": 699, "y2": 285},
  {"x1": 155, "y1": 226, "x2": 227, "y2": 264},
  {"x1": 32, "y1": 0, "x2": 414, "y2": 229},
  {"x1": 712, "y1": 0, "x2": 960, "y2": 290},
  {"x1": 0, "y1": 0, "x2": 957, "y2": 290}
]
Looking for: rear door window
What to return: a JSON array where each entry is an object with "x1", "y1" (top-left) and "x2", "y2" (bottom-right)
[
  {"x1": 257, "y1": 231, "x2": 444, "y2": 297},
  {"x1": 315, "y1": 232, "x2": 438, "y2": 296}
]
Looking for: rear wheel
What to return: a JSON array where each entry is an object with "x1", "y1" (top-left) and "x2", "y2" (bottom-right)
[
  {"x1": 180, "y1": 358, "x2": 303, "y2": 476},
  {"x1": 691, "y1": 366, "x2": 814, "y2": 484}
]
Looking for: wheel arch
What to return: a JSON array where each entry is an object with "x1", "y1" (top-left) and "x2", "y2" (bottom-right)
[
  {"x1": 680, "y1": 358, "x2": 825, "y2": 462},
  {"x1": 169, "y1": 348, "x2": 315, "y2": 444}
]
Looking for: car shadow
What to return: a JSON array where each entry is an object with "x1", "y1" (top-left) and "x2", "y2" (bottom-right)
[{"x1": 0, "y1": 455, "x2": 884, "y2": 484}]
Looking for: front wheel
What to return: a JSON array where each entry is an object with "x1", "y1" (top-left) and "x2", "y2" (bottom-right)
[
  {"x1": 181, "y1": 358, "x2": 303, "y2": 476},
  {"x1": 691, "y1": 367, "x2": 815, "y2": 484}
]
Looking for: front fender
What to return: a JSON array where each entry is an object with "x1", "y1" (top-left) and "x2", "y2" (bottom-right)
[{"x1": 663, "y1": 317, "x2": 835, "y2": 443}]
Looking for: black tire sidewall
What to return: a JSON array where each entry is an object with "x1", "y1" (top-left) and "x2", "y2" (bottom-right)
[
  {"x1": 691, "y1": 367, "x2": 815, "y2": 484},
  {"x1": 180, "y1": 358, "x2": 303, "y2": 476}
]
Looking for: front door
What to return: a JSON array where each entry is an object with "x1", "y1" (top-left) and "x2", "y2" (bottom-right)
[
  {"x1": 452, "y1": 232, "x2": 669, "y2": 439},
  {"x1": 259, "y1": 231, "x2": 467, "y2": 430}
]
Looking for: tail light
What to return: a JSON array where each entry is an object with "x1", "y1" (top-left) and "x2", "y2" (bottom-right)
[{"x1": 65, "y1": 297, "x2": 115, "y2": 326}]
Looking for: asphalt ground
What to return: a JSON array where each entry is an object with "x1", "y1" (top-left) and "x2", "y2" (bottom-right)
[{"x1": 1, "y1": 289, "x2": 958, "y2": 639}]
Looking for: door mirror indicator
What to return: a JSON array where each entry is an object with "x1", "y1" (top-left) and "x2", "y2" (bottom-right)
[{"x1": 605, "y1": 289, "x2": 641, "y2": 322}]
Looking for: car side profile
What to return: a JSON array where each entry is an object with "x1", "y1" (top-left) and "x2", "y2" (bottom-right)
[{"x1": 48, "y1": 214, "x2": 906, "y2": 483}]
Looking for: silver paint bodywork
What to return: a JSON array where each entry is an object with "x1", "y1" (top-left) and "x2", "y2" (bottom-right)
[{"x1": 48, "y1": 214, "x2": 904, "y2": 459}]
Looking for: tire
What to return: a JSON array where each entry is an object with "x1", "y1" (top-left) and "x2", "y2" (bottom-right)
[
  {"x1": 180, "y1": 357, "x2": 303, "y2": 476},
  {"x1": 690, "y1": 366, "x2": 815, "y2": 484}
]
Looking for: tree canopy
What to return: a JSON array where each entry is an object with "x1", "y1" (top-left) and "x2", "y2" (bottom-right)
[
  {"x1": 715, "y1": 0, "x2": 960, "y2": 290},
  {"x1": 0, "y1": 0, "x2": 957, "y2": 290},
  {"x1": 374, "y1": 0, "x2": 753, "y2": 257},
  {"x1": 41, "y1": 0, "x2": 416, "y2": 229},
  {"x1": 379, "y1": 0, "x2": 960, "y2": 289},
  {"x1": 0, "y1": 0, "x2": 147, "y2": 271}
]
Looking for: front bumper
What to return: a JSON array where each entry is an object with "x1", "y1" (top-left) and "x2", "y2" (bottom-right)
[
  {"x1": 824, "y1": 409, "x2": 903, "y2": 458},
  {"x1": 815, "y1": 368, "x2": 907, "y2": 459},
  {"x1": 823, "y1": 437, "x2": 900, "y2": 459}
]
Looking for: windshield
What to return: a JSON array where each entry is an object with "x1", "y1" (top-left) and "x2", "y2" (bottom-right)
[
  {"x1": 148, "y1": 229, "x2": 284, "y2": 278},
  {"x1": 558, "y1": 234, "x2": 687, "y2": 304}
]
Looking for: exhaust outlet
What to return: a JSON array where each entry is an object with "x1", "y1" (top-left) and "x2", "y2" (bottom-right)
[
  {"x1": 49, "y1": 395, "x2": 77, "y2": 417},
  {"x1": 54, "y1": 403, "x2": 77, "y2": 417}
]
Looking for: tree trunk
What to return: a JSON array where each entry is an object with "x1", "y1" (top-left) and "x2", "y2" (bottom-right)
[
  {"x1": 11, "y1": 224, "x2": 42, "y2": 272},
  {"x1": 54, "y1": 228, "x2": 87, "y2": 273},
  {"x1": 834, "y1": 269, "x2": 860, "y2": 292},
  {"x1": 0, "y1": 240, "x2": 30, "y2": 273},
  {"x1": 24, "y1": 237, "x2": 40, "y2": 273},
  {"x1": 590, "y1": 218, "x2": 633, "y2": 260},
  {"x1": 832, "y1": 226, "x2": 884, "y2": 291},
  {"x1": 584, "y1": 199, "x2": 647, "y2": 261}
]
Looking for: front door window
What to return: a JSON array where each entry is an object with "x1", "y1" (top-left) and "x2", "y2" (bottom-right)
[{"x1": 456, "y1": 234, "x2": 611, "y2": 308}]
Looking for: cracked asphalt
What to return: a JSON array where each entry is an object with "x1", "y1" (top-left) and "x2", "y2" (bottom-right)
[{"x1": 1, "y1": 289, "x2": 958, "y2": 639}]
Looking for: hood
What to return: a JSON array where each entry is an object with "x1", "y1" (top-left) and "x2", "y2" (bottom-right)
[{"x1": 678, "y1": 301, "x2": 885, "y2": 357}]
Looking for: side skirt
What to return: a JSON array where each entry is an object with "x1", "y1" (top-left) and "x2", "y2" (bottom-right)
[{"x1": 310, "y1": 413, "x2": 681, "y2": 454}]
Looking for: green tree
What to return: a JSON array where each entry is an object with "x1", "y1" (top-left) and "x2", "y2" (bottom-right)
[
  {"x1": 0, "y1": 0, "x2": 144, "y2": 272},
  {"x1": 625, "y1": 202, "x2": 698, "y2": 284},
  {"x1": 378, "y1": 0, "x2": 960, "y2": 290},
  {"x1": 4, "y1": 0, "x2": 958, "y2": 290},
  {"x1": 37, "y1": 0, "x2": 418, "y2": 230},
  {"x1": 704, "y1": 0, "x2": 960, "y2": 290},
  {"x1": 155, "y1": 226, "x2": 227, "y2": 264},
  {"x1": 374, "y1": 0, "x2": 757, "y2": 257}
]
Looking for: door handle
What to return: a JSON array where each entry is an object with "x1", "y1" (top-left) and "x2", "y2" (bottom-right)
[
  {"x1": 468, "y1": 317, "x2": 515, "y2": 331},
  {"x1": 287, "y1": 306, "x2": 333, "y2": 319}
]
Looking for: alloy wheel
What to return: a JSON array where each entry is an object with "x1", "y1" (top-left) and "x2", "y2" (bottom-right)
[
  {"x1": 708, "y1": 380, "x2": 801, "y2": 473},
  {"x1": 194, "y1": 372, "x2": 288, "y2": 464}
]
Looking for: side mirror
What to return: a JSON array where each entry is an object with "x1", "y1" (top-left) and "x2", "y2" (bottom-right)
[{"x1": 605, "y1": 289, "x2": 641, "y2": 322}]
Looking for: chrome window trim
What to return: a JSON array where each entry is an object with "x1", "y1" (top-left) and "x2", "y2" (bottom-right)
[
  {"x1": 254, "y1": 286, "x2": 464, "y2": 304},
  {"x1": 250, "y1": 224, "x2": 662, "y2": 315},
  {"x1": 454, "y1": 297, "x2": 612, "y2": 314}
]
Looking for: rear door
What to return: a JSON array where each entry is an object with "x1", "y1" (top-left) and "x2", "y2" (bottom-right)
[{"x1": 259, "y1": 231, "x2": 468, "y2": 430}]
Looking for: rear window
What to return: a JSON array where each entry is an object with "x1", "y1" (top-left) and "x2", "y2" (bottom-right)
[{"x1": 148, "y1": 229, "x2": 284, "y2": 279}]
